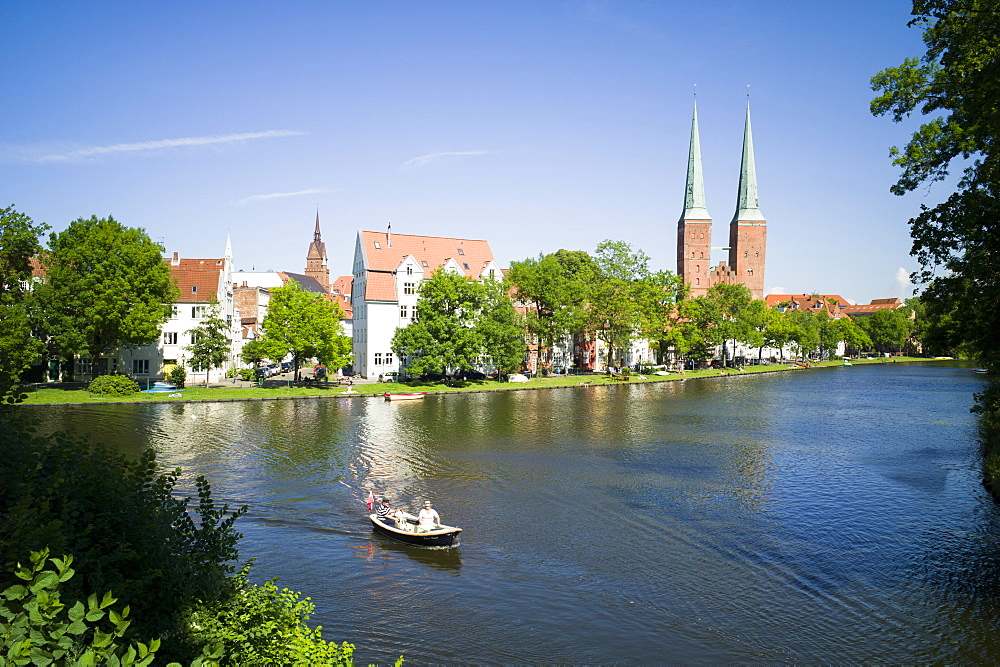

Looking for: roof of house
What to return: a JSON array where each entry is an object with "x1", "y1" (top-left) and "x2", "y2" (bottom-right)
[
  {"x1": 331, "y1": 275, "x2": 353, "y2": 319},
  {"x1": 167, "y1": 257, "x2": 225, "y2": 303},
  {"x1": 764, "y1": 293, "x2": 850, "y2": 318},
  {"x1": 843, "y1": 298, "x2": 906, "y2": 316},
  {"x1": 364, "y1": 271, "x2": 398, "y2": 302},
  {"x1": 359, "y1": 230, "x2": 494, "y2": 277},
  {"x1": 281, "y1": 272, "x2": 329, "y2": 294}
]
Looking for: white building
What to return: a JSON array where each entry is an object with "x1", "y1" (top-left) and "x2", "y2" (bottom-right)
[{"x1": 351, "y1": 229, "x2": 502, "y2": 379}]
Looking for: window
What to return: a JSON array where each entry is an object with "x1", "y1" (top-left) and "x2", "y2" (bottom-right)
[
  {"x1": 404, "y1": 282, "x2": 415, "y2": 295},
  {"x1": 386, "y1": 353, "x2": 394, "y2": 366},
  {"x1": 192, "y1": 306, "x2": 206, "y2": 318},
  {"x1": 458, "y1": 248, "x2": 465, "y2": 255},
  {"x1": 132, "y1": 359, "x2": 149, "y2": 375},
  {"x1": 400, "y1": 305, "x2": 408, "y2": 318},
  {"x1": 463, "y1": 263, "x2": 470, "y2": 270},
  {"x1": 374, "y1": 241, "x2": 381, "y2": 249},
  {"x1": 163, "y1": 332, "x2": 178, "y2": 345},
  {"x1": 406, "y1": 266, "x2": 413, "y2": 275},
  {"x1": 747, "y1": 269, "x2": 754, "y2": 276},
  {"x1": 190, "y1": 332, "x2": 201, "y2": 344},
  {"x1": 374, "y1": 353, "x2": 383, "y2": 366},
  {"x1": 489, "y1": 269, "x2": 495, "y2": 279},
  {"x1": 412, "y1": 307, "x2": 418, "y2": 322},
  {"x1": 421, "y1": 260, "x2": 429, "y2": 267},
  {"x1": 170, "y1": 305, "x2": 179, "y2": 319},
  {"x1": 76, "y1": 357, "x2": 92, "y2": 376},
  {"x1": 191, "y1": 285, "x2": 198, "y2": 293}
]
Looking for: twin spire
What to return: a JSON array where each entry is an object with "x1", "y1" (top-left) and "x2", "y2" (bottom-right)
[{"x1": 680, "y1": 101, "x2": 763, "y2": 224}]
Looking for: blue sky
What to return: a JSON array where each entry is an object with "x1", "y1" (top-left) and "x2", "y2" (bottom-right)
[{"x1": 2, "y1": 1, "x2": 933, "y2": 303}]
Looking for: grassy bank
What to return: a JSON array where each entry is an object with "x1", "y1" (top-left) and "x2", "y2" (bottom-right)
[{"x1": 16, "y1": 357, "x2": 925, "y2": 406}]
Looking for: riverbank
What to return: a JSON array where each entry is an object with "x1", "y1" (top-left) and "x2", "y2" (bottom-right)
[{"x1": 15, "y1": 357, "x2": 928, "y2": 406}]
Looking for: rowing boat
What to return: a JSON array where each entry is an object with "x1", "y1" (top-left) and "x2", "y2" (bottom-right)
[
  {"x1": 369, "y1": 512, "x2": 462, "y2": 547},
  {"x1": 384, "y1": 392, "x2": 427, "y2": 401}
]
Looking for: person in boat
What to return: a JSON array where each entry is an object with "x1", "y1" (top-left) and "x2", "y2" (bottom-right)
[
  {"x1": 416, "y1": 500, "x2": 441, "y2": 532},
  {"x1": 376, "y1": 498, "x2": 393, "y2": 520}
]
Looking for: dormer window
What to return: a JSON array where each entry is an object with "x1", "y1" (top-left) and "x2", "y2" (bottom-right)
[
  {"x1": 463, "y1": 263, "x2": 470, "y2": 270},
  {"x1": 191, "y1": 286, "x2": 197, "y2": 293},
  {"x1": 457, "y1": 248, "x2": 465, "y2": 255},
  {"x1": 421, "y1": 260, "x2": 428, "y2": 267},
  {"x1": 374, "y1": 241, "x2": 381, "y2": 249}
]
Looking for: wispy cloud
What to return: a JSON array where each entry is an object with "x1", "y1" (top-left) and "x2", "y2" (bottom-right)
[
  {"x1": 402, "y1": 150, "x2": 497, "y2": 168},
  {"x1": 34, "y1": 130, "x2": 306, "y2": 163},
  {"x1": 236, "y1": 188, "x2": 335, "y2": 205}
]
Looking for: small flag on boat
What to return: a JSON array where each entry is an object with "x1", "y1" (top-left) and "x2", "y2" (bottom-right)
[{"x1": 366, "y1": 489, "x2": 374, "y2": 511}]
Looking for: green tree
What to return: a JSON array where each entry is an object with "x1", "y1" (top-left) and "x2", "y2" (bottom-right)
[
  {"x1": 258, "y1": 281, "x2": 350, "y2": 381},
  {"x1": 786, "y1": 309, "x2": 821, "y2": 359},
  {"x1": 853, "y1": 309, "x2": 911, "y2": 354},
  {"x1": 506, "y1": 250, "x2": 596, "y2": 369},
  {"x1": 240, "y1": 338, "x2": 267, "y2": 368},
  {"x1": 36, "y1": 216, "x2": 177, "y2": 376},
  {"x1": 0, "y1": 416, "x2": 245, "y2": 661},
  {"x1": 703, "y1": 283, "x2": 755, "y2": 363},
  {"x1": 392, "y1": 269, "x2": 486, "y2": 378},
  {"x1": 871, "y1": 0, "x2": 1000, "y2": 371},
  {"x1": 186, "y1": 303, "x2": 232, "y2": 386},
  {"x1": 0, "y1": 205, "x2": 48, "y2": 403},
  {"x1": 480, "y1": 277, "x2": 525, "y2": 375},
  {"x1": 588, "y1": 241, "x2": 681, "y2": 369},
  {"x1": 674, "y1": 295, "x2": 725, "y2": 362}
]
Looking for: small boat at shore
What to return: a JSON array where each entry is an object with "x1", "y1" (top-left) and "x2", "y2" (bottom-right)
[
  {"x1": 369, "y1": 512, "x2": 462, "y2": 547},
  {"x1": 384, "y1": 392, "x2": 427, "y2": 401}
]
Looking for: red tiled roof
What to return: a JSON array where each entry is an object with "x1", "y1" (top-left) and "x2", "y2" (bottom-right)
[
  {"x1": 331, "y1": 275, "x2": 353, "y2": 319},
  {"x1": 364, "y1": 272, "x2": 397, "y2": 302},
  {"x1": 167, "y1": 257, "x2": 224, "y2": 303},
  {"x1": 360, "y1": 231, "x2": 494, "y2": 278},
  {"x1": 764, "y1": 293, "x2": 849, "y2": 318}
]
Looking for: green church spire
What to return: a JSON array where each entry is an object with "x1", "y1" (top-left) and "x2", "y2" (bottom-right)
[
  {"x1": 681, "y1": 101, "x2": 711, "y2": 221},
  {"x1": 732, "y1": 101, "x2": 765, "y2": 223}
]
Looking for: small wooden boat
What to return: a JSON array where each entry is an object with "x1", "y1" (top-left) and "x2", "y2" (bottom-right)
[
  {"x1": 369, "y1": 512, "x2": 462, "y2": 547},
  {"x1": 843, "y1": 361, "x2": 853, "y2": 366},
  {"x1": 384, "y1": 392, "x2": 427, "y2": 401}
]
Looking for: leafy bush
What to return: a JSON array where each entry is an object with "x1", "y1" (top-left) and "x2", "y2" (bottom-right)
[
  {"x1": 167, "y1": 365, "x2": 187, "y2": 388},
  {"x1": 1, "y1": 548, "x2": 162, "y2": 666},
  {"x1": 187, "y1": 563, "x2": 373, "y2": 666},
  {"x1": 88, "y1": 374, "x2": 140, "y2": 396},
  {"x1": 238, "y1": 368, "x2": 255, "y2": 382},
  {"x1": 0, "y1": 415, "x2": 246, "y2": 662}
]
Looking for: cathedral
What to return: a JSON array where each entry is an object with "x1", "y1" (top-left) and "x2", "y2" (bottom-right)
[{"x1": 676, "y1": 102, "x2": 766, "y2": 299}]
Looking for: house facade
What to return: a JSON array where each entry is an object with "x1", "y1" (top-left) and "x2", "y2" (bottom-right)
[{"x1": 350, "y1": 229, "x2": 502, "y2": 378}]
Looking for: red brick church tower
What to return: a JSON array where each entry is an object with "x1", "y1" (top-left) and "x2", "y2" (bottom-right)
[
  {"x1": 676, "y1": 101, "x2": 712, "y2": 297},
  {"x1": 727, "y1": 102, "x2": 766, "y2": 299},
  {"x1": 305, "y1": 210, "x2": 330, "y2": 291},
  {"x1": 676, "y1": 100, "x2": 766, "y2": 300}
]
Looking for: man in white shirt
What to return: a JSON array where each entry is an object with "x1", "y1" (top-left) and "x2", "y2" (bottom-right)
[{"x1": 416, "y1": 501, "x2": 441, "y2": 532}]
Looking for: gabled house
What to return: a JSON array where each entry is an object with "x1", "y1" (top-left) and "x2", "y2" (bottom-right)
[{"x1": 350, "y1": 228, "x2": 502, "y2": 378}]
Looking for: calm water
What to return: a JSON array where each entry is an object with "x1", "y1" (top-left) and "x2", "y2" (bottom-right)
[{"x1": 31, "y1": 363, "x2": 1000, "y2": 663}]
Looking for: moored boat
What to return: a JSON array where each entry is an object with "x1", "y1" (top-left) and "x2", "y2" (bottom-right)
[
  {"x1": 384, "y1": 392, "x2": 427, "y2": 401},
  {"x1": 369, "y1": 512, "x2": 462, "y2": 547}
]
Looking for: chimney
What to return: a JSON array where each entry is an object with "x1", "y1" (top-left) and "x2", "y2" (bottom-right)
[{"x1": 171, "y1": 252, "x2": 180, "y2": 266}]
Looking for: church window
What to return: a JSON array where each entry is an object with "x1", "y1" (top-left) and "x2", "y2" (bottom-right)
[
  {"x1": 755, "y1": 251, "x2": 760, "y2": 257},
  {"x1": 747, "y1": 269, "x2": 753, "y2": 276},
  {"x1": 695, "y1": 278, "x2": 700, "y2": 286}
]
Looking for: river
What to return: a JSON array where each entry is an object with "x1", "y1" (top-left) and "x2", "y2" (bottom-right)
[{"x1": 32, "y1": 362, "x2": 1000, "y2": 662}]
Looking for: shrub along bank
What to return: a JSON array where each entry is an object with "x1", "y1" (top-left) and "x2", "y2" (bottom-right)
[{"x1": 0, "y1": 408, "x2": 382, "y2": 664}]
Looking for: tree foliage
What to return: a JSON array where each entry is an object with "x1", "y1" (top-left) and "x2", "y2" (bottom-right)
[
  {"x1": 588, "y1": 241, "x2": 683, "y2": 368},
  {"x1": 392, "y1": 269, "x2": 505, "y2": 377},
  {"x1": 258, "y1": 281, "x2": 351, "y2": 381},
  {"x1": 1, "y1": 548, "x2": 162, "y2": 666},
  {"x1": 0, "y1": 206, "x2": 48, "y2": 403},
  {"x1": 506, "y1": 250, "x2": 596, "y2": 366},
  {"x1": 0, "y1": 416, "x2": 246, "y2": 660},
  {"x1": 871, "y1": 0, "x2": 1000, "y2": 370},
  {"x1": 36, "y1": 216, "x2": 177, "y2": 372}
]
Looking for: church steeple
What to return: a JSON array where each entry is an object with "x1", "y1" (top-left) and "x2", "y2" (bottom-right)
[
  {"x1": 728, "y1": 99, "x2": 767, "y2": 299},
  {"x1": 677, "y1": 98, "x2": 713, "y2": 298},
  {"x1": 681, "y1": 101, "x2": 711, "y2": 222},
  {"x1": 305, "y1": 209, "x2": 330, "y2": 291},
  {"x1": 731, "y1": 102, "x2": 765, "y2": 223}
]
